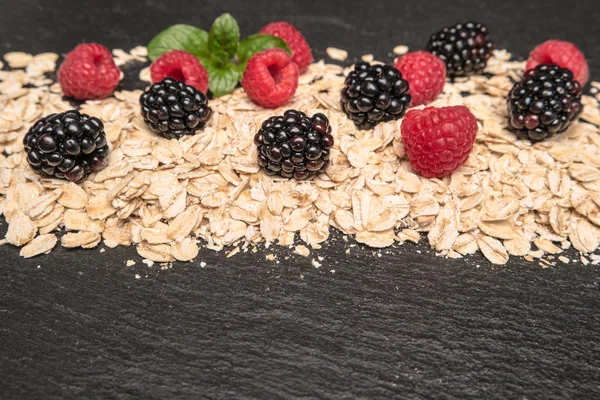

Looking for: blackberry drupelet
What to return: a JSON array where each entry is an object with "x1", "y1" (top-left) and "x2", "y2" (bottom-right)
[
  {"x1": 23, "y1": 111, "x2": 110, "y2": 183},
  {"x1": 140, "y1": 77, "x2": 212, "y2": 140},
  {"x1": 341, "y1": 62, "x2": 411, "y2": 130},
  {"x1": 255, "y1": 110, "x2": 334, "y2": 180},
  {"x1": 426, "y1": 21, "x2": 494, "y2": 78},
  {"x1": 508, "y1": 64, "x2": 583, "y2": 142}
]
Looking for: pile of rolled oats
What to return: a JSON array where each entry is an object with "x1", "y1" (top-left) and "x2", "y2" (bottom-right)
[{"x1": 1, "y1": 46, "x2": 600, "y2": 266}]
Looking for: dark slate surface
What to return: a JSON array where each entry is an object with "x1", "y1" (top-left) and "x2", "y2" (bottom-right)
[{"x1": 1, "y1": 0, "x2": 600, "y2": 398}]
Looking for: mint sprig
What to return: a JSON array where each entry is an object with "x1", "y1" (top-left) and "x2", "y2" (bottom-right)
[
  {"x1": 208, "y1": 14, "x2": 240, "y2": 64},
  {"x1": 203, "y1": 60, "x2": 241, "y2": 97},
  {"x1": 147, "y1": 25, "x2": 210, "y2": 64},
  {"x1": 147, "y1": 14, "x2": 291, "y2": 97}
]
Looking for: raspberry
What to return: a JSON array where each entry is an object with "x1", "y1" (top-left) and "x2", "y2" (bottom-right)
[
  {"x1": 260, "y1": 22, "x2": 313, "y2": 74},
  {"x1": 57, "y1": 43, "x2": 121, "y2": 100},
  {"x1": 241, "y1": 49, "x2": 299, "y2": 108},
  {"x1": 401, "y1": 106, "x2": 478, "y2": 178},
  {"x1": 525, "y1": 40, "x2": 589, "y2": 86},
  {"x1": 150, "y1": 50, "x2": 209, "y2": 94},
  {"x1": 394, "y1": 51, "x2": 446, "y2": 106}
]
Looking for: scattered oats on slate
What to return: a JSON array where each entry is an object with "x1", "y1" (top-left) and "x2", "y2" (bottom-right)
[{"x1": 1, "y1": 47, "x2": 600, "y2": 265}]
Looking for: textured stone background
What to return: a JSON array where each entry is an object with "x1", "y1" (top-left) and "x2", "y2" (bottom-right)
[{"x1": 1, "y1": 0, "x2": 599, "y2": 398}]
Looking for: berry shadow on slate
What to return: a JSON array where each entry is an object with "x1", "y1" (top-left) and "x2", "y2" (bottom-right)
[
  {"x1": 508, "y1": 64, "x2": 583, "y2": 142},
  {"x1": 426, "y1": 21, "x2": 494, "y2": 78},
  {"x1": 341, "y1": 62, "x2": 412, "y2": 130},
  {"x1": 24, "y1": 111, "x2": 110, "y2": 183},
  {"x1": 140, "y1": 77, "x2": 213, "y2": 140},
  {"x1": 255, "y1": 110, "x2": 334, "y2": 180}
]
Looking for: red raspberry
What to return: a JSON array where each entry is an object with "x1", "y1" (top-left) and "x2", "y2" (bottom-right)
[
  {"x1": 57, "y1": 43, "x2": 121, "y2": 100},
  {"x1": 260, "y1": 22, "x2": 313, "y2": 74},
  {"x1": 150, "y1": 50, "x2": 209, "y2": 93},
  {"x1": 241, "y1": 49, "x2": 299, "y2": 108},
  {"x1": 394, "y1": 51, "x2": 446, "y2": 106},
  {"x1": 401, "y1": 106, "x2": 478, "y2": 178},
  {"x1": 525, "y1": 40, "x2": 589, "y2": 86}
]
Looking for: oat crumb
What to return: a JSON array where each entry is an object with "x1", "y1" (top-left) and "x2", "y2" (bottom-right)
[
  {"x1": 126, "y1": 260, "x2": 136, "y2": 267},
  {"x1": 294, "y1": 245, "x2": 310, "y2": 257},
  {"x1": 326, "y1": 47, "x2": 348, "y2": 61},
  {"x1": 361, "y1": 54, "x2": 374, "y2": 62},
  {"x1": 393, "y1": 45, "x2": 409, "y2": 55},
  {"x1": 227, "y1": 247, "x2": 240, "y2": 258},
  {"x1": 581, "y1": 256, "x2": 590, "y2": 266}
]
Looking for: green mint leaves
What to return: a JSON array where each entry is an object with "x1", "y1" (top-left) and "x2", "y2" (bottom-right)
[
  {"x1": 203, "y1": 60, "x2": 241, "y2": 98},
  {"x1": 147, "y1": 14, "x2": 291, "y2": 97},
  {"x1": 208, "y1": 14, "x2": 240, "y2": 64},
  {"x1": 147, "y1": 25, "x2": 210, "y2": 64}
]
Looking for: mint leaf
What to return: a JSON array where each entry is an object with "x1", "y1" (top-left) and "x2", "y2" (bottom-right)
[
  {"x1": 237, "y1": 34, "x2": 291, "y2": 70},
  {"x1": 208, "y1": 13, "x2": 240, "y2": 64},
  {"x1": 204, "y1": 60, "x2": 242, "y2": 97},
  {"x1": 147, "y1": 24, "x2": 210, "y2": 63}
]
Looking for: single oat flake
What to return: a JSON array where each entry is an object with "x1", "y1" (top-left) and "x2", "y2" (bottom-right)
[
  {"x1": 0, "y1": 46, "x2": 599, "y2": 267},
  {"x1": 326, "y1": 47, "x2": 348, "y2": 61}
]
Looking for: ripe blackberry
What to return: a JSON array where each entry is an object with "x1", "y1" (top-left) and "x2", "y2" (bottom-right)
[
  {"x1": 426, "y1": 21, "x2": 494, "y2": 78},
  {"x1": 23, "y1": 111, "x2": 110, "y2": 183},
  {"x1": 341, "y1": 62, "x2": 411, "y2": 130},
  {"x1": 508, "y1": 64, "x2": 583, "y2": 142},
  {"x1": 255, "y1": 110, "x2": 334, "y2": 180},
  {"x1": 140, "y1": 77, "x2": 212, "y2": 140}
]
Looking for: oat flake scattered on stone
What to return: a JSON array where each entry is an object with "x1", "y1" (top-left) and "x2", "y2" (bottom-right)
[
  {"x1": 1, "y1": 47, "x2": 600, "y2": 265},
  {"x1": 326, "y1": 47, "x2": 348, "y2": 61}
]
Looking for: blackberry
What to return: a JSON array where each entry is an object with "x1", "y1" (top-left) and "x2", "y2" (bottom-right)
[
  {"x1": 23, "y1": 111, "x2": 109, "y2": 183},
  {"x1": 508, "y1": 64, "x2": 583, "y2": 142},
  {"x1": 341, "y1": 62, "x2": 411, "y2": 130},
  {"x1": 426, "y1": 21, "x2": 494, "y2": 78},
  {"x1": 255, "y1": 110, "x2": 334, "y2": 180},
  {"x1": 140, "y1": 77, "x2": 212, "y2": 140}
]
